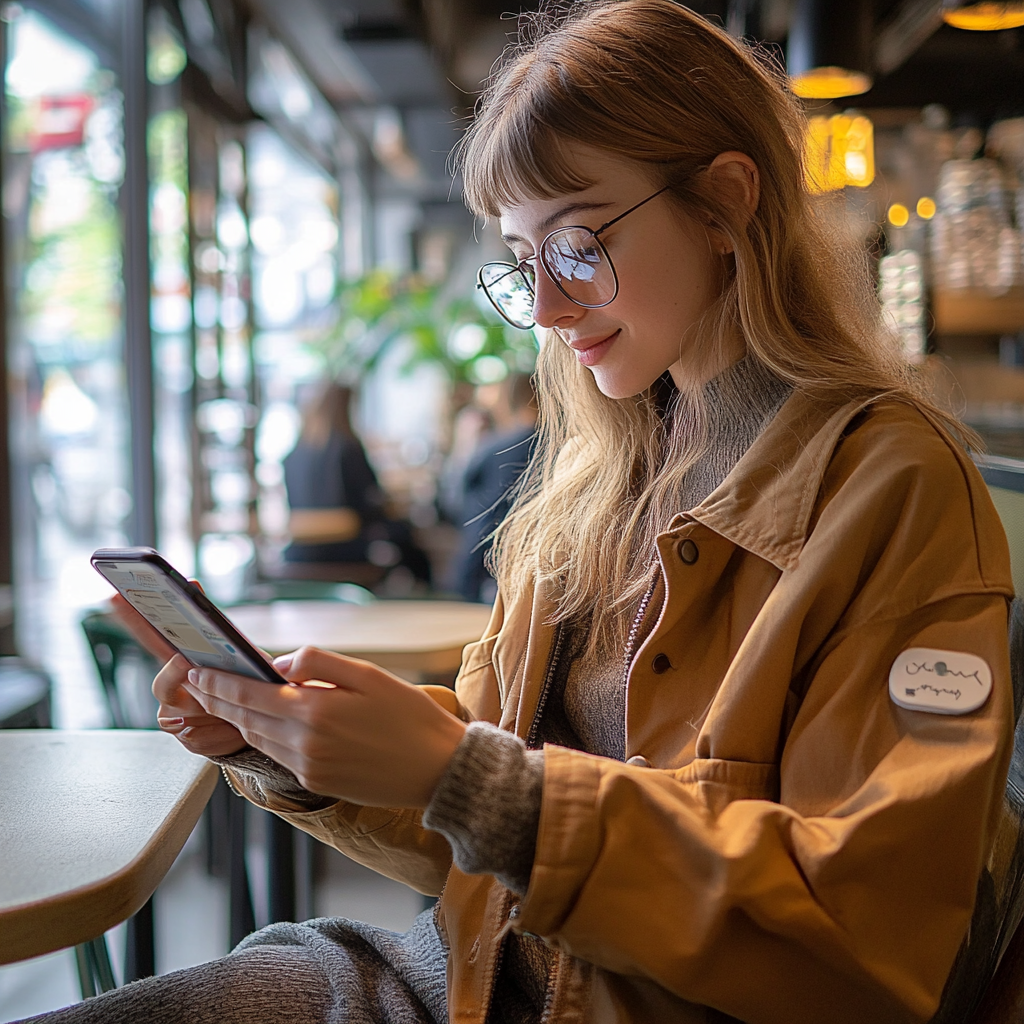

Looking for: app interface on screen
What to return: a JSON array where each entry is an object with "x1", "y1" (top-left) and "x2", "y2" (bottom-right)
[{"x1": 97, "y1": 562, "x2": 264, "y2": 677}]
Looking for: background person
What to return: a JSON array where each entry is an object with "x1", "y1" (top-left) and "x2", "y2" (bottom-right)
[
  {"x1": 282, "y1": 381, "x2": 431, "y2": 588},
  {"x1": 450, "y1": 372, "x2": 537, "y2": 603}
]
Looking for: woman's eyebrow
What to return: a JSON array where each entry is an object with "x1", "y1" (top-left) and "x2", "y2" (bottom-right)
[{"x1": 501, "y1": 200, "x2": 615, "y2": 245}]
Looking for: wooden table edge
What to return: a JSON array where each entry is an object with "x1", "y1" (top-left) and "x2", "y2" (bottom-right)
[{"x1": 0, "y1": 760, "x2": 218, "y2": 966}]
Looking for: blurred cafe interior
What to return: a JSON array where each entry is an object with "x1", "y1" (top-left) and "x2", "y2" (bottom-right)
[{"x1": 1, "y1": 0, "x2": 1024, "y2": 1017}]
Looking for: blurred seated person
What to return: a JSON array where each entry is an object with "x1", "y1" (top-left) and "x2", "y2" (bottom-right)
[
  {"x1": 283, "y1": 382, "x2": 431, "y2": 586},
  {"x1": 451, "y1": 372, "x2": 537, "y2": 603}
]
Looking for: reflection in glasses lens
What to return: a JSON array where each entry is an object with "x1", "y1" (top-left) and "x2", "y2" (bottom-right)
[
  {"x1": 478, "y1": 227, "x2": 619, "y2": 330},
  {"x1": 479, "y1": 262, "x2": 536, "y2": 329},
  {"x1": 541, "y1": 228, "x2": 616, "y2": 307}
]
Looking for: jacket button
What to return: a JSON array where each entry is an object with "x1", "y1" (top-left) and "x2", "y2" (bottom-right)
[
  {"x1": 651, "y1": 653, "x2": 672, "y2": 674},
  {"x1": 677, "y1": 539, "x2": 699, "y2": 564},
  {"x1": 626, "y1": 755, "x2": 651, "y2": 767}
]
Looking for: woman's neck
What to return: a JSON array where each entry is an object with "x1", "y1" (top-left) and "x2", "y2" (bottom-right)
[{"x1": 667, "y1": 329, "x2": 746, "y2": 391}]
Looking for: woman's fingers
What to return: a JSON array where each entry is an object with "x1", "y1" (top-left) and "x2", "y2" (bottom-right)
[
  {"x1": 154, "y1": 653, "x2": 247, "y2": 755},
  {"x1": 153, "y1": 654, "x2": 207, "y2": 713}
]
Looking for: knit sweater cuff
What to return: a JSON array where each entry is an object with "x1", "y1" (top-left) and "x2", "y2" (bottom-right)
[
  {"x1": 422, "y1": 721, "x2": 544, "y2": 896},
  {"x1": 210, "y1": 747, "x2": 336, "y2": 811}
]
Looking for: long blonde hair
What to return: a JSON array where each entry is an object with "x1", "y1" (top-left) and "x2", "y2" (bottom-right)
[{"x1": 456, "y1": 0, "x2": 968, "y2": 651}]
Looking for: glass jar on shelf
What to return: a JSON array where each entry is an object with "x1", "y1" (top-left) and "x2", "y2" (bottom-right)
[{"x1": 931, "y1": 158, "x2": 1021, "y2": 295}]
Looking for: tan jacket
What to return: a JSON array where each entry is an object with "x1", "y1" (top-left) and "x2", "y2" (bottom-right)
[{"x1": 245, "y1": 393, "x2": 1015, "y2": 1024}]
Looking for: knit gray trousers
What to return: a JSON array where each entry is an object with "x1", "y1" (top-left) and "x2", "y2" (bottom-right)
[{"x1": 17, "y1": 909, "x2": 448, "y2": 1024}]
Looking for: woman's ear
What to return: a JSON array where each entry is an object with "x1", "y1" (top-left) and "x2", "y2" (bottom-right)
[{"x1": 705, "y1": 151, "x2": 760, "y2": 253}]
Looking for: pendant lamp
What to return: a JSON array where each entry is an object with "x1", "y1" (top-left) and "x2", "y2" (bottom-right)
[
  {"x1": 942, "y1": 2, "x2": 1024, "y2": 30},
  {"x1": 788, "y1": 0, "x2": 873, "y2": 99}
]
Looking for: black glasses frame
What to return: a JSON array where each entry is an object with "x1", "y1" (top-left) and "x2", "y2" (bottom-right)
[{"x1": 477, "y1": 185, "x2": 671, "y2": 330}]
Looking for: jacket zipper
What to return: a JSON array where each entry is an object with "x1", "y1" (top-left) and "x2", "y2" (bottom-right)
[
  {"x1": 622, "y1": 567, "x2": 659, "y2": 689},
  {"x1": 538, "y1": 950, "x2": 562, "y2": 1024}
]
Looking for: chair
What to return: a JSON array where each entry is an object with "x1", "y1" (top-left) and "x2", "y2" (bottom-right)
[
  {"x1": 0, "y1": 658, "x2": 51, "y2": 728},
  {"x1": 81, "y1": 610, "x2": 161, "y2": 730},
  {"x1": 932, "y1": 597, "x2": 1024, "y2": 1022},
  {"x1": 961, "y1": 596, "x2": 1024, "y2": 1022}
]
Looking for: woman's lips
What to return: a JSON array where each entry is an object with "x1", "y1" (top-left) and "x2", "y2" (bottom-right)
[{"x1": 570, "y1": 329, "x2": 620, "y2": 367}]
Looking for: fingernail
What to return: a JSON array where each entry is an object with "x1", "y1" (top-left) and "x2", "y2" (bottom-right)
[
  {"x1": 158, "y1": 716, "x2": 185, "y2": 729},
  {"x1": 273, "y1": 654, "x2": 293, "y2": 673},
  {"x1": 187, "y1": 669, "x2": 200, "y2": 685}
]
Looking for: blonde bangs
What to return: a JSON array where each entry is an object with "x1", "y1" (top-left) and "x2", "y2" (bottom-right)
[{"x1": 459, "y1": 73, "x2": 595, "y2": 217}]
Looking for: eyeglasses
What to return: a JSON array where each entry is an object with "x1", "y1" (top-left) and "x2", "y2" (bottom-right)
[{"x1": 477, "y1": 185, "x2": 671, "y2": 330}]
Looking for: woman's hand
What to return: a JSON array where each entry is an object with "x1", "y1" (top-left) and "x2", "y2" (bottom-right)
[
  {"x1": 182, "y1": 646, "x2": 468, "y2": 808},
  {"x1": 153, "y1": 654, "x2": 248, "y2": 757}
]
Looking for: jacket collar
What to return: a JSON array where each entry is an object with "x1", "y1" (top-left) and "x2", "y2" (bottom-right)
[{"x1": 683, "y1": 390, "x2": 876, "y2": 571}]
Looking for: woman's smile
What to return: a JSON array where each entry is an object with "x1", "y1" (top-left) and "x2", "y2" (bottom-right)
[{"x1": 564, "y1": 328, "x2": 621, "y2": 366}]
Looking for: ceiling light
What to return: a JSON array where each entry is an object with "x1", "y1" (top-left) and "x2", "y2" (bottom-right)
[
  {"x1": 791, "y1": 67, "x2": 872, "y2": 99},
  {"x1": 942, "y1": 2, "x2": 1024, "y2": 30},
  {"x1": 805, "y1": 114, "x2": 875, "y2": 192},
  {"x1": 788, "y1": 0, "x2": 874, "y2": 99}
]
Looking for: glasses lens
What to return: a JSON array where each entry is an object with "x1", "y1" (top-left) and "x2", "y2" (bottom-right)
[
  {"x1": 480, "y1": 262, "x2": 535, "y2": 328},
  {"x1": 541, "y1": 228, "x2": 616, "y2": 307}
]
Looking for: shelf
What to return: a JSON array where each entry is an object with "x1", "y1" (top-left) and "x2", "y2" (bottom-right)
[{"x1": 933, "y1": 288, "x2": 1024, "y2": 336}]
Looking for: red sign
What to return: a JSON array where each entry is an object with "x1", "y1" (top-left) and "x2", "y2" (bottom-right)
[{"x1": 31, "y1": 95, "x2": 94, "y2": 153}]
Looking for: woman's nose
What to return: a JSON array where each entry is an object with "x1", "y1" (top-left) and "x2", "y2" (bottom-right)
[{"x1": 532, "y1": 266, "x2": 582, "y2": 329}]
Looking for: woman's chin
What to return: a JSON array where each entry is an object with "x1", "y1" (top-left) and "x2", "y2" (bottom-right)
[{"x1": 589, "y1": 367, "x2": 665, "y2": 401}]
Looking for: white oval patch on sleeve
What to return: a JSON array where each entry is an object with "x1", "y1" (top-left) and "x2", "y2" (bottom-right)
[{"x1": 889, "y1": 648, "x2": 992, "y2": 715}]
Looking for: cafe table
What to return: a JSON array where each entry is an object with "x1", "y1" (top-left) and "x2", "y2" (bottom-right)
[
  {"x1": 227, "y1": 598, "x2": 493, "y2": 679},
  {"x1": 0, "y1": 729, "x2": 218, "y2": 992}
]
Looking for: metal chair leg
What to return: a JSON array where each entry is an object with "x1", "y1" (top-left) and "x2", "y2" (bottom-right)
[
  {"x1": 268, "y1": 813, "x2": 296, "y2": 923},
  {"x1": 74, "y1": 934, "x2": 116, "y2": 997},
  {"x1": 88, "y1": 934, "x2": 117, "y2": 992},
  {"x1": 124, "y1": 896, "x2": 155, "y2": 982},
  {"x1": 229, "y1": 790, "x2": 255, "y2": 948},
  {"x1": 74, "y1": 944, "x2": 96, "y2": 998}
]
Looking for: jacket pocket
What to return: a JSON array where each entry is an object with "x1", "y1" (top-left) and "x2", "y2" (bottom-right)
[{"x1": 675, "y1": 757, "x2": 780, "y2": 816}]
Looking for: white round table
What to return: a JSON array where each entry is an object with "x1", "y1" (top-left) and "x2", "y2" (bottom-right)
[{"x1": 227, "y1": 599, "x2": 493, "y2": 676}]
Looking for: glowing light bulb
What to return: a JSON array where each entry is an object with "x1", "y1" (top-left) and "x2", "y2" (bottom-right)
[
  {"x1": 888, "y1": 204, "x2": 910, "y2": 227},
  {"x1": 916, "y1": 197, "x2": 937, "y2": 220}
]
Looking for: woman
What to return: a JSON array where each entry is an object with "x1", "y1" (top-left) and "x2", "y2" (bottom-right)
[
  {"x1": 282, "y1": 381, "x2": 432, "y2": 586},
  {"x1": 28, "y1": 3, "x2": 1015, "y2": 1023}
]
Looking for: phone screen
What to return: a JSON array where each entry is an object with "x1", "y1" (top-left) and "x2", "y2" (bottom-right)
[{"x1": 94, "y1": 560, "x2": 272, "y2": 680}]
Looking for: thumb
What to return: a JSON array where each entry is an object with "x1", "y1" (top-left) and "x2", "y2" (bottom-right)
[{"x1": 274, "y1": 646, "x2": 364, "y2": 691}]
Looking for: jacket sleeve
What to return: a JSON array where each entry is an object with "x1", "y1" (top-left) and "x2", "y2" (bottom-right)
[{"x1": 515, "y1": 438, "x2": 1015, "y2": 1024}]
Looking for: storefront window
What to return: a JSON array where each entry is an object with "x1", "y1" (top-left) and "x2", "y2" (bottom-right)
[{"x1": 3, "y1": 6, "x2": 129, "y2": 725}]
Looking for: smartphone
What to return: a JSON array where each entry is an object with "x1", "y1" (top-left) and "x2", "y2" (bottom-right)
[{"x1": 91, "y1": 547, "x2": 287, "y2": 684}]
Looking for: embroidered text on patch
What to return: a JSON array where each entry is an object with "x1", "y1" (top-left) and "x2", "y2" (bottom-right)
[{"x1": 888, "y1": 648, "x2": 992, "y2": 715}]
